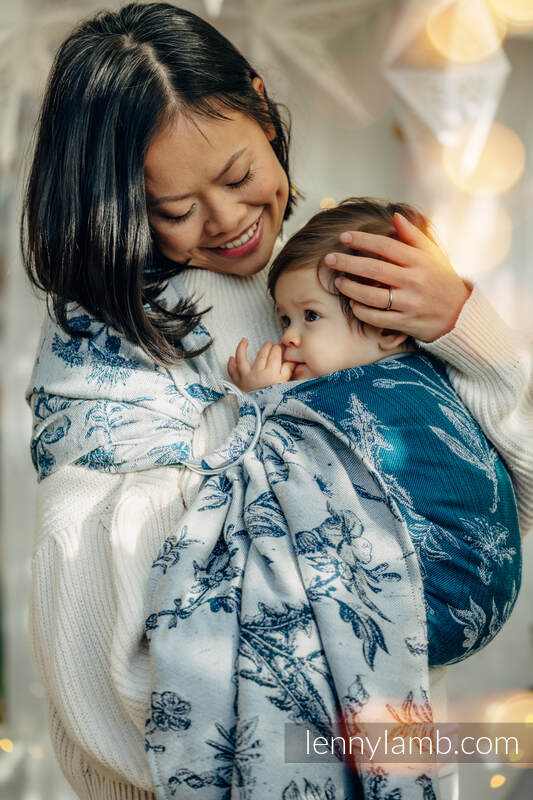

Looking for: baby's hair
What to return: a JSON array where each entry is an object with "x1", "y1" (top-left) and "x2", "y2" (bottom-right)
[{"x1": 268, "y1": 197, "x2": 434, "y2": 343}]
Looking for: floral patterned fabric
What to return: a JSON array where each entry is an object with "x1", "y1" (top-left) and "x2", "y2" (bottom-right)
[
  {"x1": 27, "y1": 279, "x2": 260, "y2": 480},
  {"x1": 27, "y1": 285, "x2": 520, "y2": 800},
  {"x1": 145, "y1": 356, "x2": 520, "y2": 800}
]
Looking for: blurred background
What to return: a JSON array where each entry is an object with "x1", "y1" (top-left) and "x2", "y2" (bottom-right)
[{"x1": 0, "y1": 0, "x2": 532, "y2": 797}]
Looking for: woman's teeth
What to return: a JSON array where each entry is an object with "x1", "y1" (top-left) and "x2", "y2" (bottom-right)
[{"x1": 218, "y1": 218, "x2": 259, "y2": 249}]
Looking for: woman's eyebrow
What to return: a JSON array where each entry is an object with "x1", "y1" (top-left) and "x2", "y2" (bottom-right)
[
  {"x1": 214, "y1": 146, "x2": 247, "y2": 181},
  {"x1": 148, "y1": 147, "x2": 248, "y2": 207}
]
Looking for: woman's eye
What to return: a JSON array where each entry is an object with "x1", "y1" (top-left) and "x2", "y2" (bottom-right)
[
  {"x1": 227, "y1": 169, "x2": 254, "y2": 189},
  {"x1": 304, "y1": 310, "x2": 320, "y2": 322},
  {"x1": 279, "y1": 315, "x2": 290, "y2": 328},
  {"x1": 163, "y1": 206, "x2": 194, "y2": 224}
]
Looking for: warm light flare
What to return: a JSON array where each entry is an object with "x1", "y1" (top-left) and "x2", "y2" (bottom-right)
[
  {"x1": 489, "y1": 0, "x2": 533, "y2": 29},
  {"x1": 485, "y1": 690, "x2": 533, "y2": 764},
  {"x1": 0, "y1": 739, "x2": 13, "y2": 753},
  {"x1": 442, "y1": 122, "x2": 526, "y2": 196},
  {"x1": 320, "y1": 197, "x2": 337, "y2": 210},
  {"x1": 490, "y1": 774, "x2": 507, "y2": 789},
  {"x1": 432, "y1": 198, "x2": 512, "y2": 278},
  {"x1": 490, "y1": 689, "x2": 533, "y2": 723},
  {"x1": 426, "y1": 0, "x2": 506, "y2": 64}
]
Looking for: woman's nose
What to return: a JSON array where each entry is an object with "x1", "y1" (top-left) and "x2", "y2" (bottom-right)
[{"x1": 203, "y1": 198, "x2": 247, "y2": 239}]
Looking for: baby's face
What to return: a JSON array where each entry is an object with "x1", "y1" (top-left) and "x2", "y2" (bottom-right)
[{"x1": 274, "y1": 265, "x2": 384, "y2": 380}]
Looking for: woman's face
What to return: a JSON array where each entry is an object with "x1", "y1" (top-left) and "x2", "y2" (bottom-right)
[{"x1": 145, "y1": 103, "x2": 289, "y2": 276}]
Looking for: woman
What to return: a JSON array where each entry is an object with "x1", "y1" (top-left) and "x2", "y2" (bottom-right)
[{"x1": 23, "y1": 3, "x2": 532, "y2": 799}]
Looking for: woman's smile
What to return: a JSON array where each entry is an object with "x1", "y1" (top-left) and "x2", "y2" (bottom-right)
[{"x1": 210, "y1": 210, "x2": 264, "y2": 258}]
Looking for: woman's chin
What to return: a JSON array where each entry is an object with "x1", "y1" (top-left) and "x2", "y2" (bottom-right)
[{"x1": 203, "y1": 243, "x2": 275, "y2": 276}]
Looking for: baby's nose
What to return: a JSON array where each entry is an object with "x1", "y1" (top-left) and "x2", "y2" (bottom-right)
[{"x1": 281, "y1": 326, "x2": 300, "y2": 347}]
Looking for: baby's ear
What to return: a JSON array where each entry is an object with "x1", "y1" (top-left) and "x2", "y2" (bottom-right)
[{"x1": 377, "y1": 329, "x2": 409, "y2": 352}]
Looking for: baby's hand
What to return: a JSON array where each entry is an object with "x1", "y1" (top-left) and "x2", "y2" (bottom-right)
[{"x1": 228, "y1": 339, "x2": 295, "y2": 392}]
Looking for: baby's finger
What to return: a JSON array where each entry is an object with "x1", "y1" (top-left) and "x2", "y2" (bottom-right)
[
  {"x1": 254, "y1": 341, "x2": 273, "y2": 371},
  {"x1": 266, "y1": 343, "x2": 282, "y2": 370},
  {"x1": 235, "y1": 338, "x2": 251, "y2": 374},
  {"x1": 280, "y1": 361, "x2": 295, "y2": 381},
  {"x1": 227, "y1": 356, "x2": 239, "y2": 383}
]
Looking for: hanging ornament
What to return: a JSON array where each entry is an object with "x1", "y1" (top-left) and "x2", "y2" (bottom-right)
[
  {"x1": 246, "y1": 0, "x2": 381, "y2": 128},
  {"x1": 383, "y1": 0, "x2": 511, "y2": 146}
]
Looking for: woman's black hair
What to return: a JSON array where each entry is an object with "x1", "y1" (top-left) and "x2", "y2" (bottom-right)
[{"x1": 21, "y1": 2, "x2": 295, "y2": 364}]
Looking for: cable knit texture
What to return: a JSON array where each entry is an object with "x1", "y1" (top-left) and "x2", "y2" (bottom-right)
[{"x1": 30, "y1": 264, "x2": 532, "y2": 799}]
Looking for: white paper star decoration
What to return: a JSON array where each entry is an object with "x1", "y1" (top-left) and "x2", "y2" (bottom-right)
[
  {"x1": 246, "y1": 0, "x2": 382, "y2": 128},
  {"x1": 383, "y1": 0, "x2": 511, "y2": 146}
]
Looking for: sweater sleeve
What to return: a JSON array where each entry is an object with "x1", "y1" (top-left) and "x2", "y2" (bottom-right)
[
  {"x1": 420, "y1": 285, "x2": 533, "y2": 536},
  {"x1": 30, "y1": 464, "x2": 197, "y2": 796}
]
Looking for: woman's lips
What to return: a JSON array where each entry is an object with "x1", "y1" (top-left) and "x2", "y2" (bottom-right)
[{"x1": 211, "y1": 212, "x2": 264, "y2": 258}]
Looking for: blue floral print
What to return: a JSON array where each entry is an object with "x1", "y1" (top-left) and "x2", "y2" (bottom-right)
[{"x1": 27, "y1": 286, "x2": 520, "y2": 799}]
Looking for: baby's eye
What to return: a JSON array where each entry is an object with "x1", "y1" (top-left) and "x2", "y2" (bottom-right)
[
  {"x1": 304, "y1": 310, "x2": 320, "y2": 322},
  {"x1": 279, "y1": 315, "x2": 290, "y2": 328}
]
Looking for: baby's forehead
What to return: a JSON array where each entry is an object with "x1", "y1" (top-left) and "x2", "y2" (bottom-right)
[{"x1": 274, "y1": 262, "x2": 333, "y2": 303}]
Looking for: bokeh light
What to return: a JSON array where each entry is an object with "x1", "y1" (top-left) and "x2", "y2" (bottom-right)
[
  {"x1": 0, "y1": 739, "x2": 14, "y2": 753},
  {"x1": 28, "y1": 745, "x2": 44, "y2": 760},
  {"x1": 442, "y1": 122, "x2": 526, "y2": 196},
  {"x1": 432, "y1": 197, "x2": 513, "y2": 278},
  {"x1": 320, "y1": 197, "x2": 337, "y2": 210},
  {"x1": 489, "y1": 0, "x2": 533, "y2": 29},
  {"x1": 490, "y1": 774, "x2": 507, "y2": 788},
  {"x1": 483, "y1": 690, "x2": 533, "y2": 767},
  {"x1": 486, "y1": 691, "x2": 533, "y2": 723},
  {"x1": 426, "y1": 0, "x2": 506, "y2": 64}
]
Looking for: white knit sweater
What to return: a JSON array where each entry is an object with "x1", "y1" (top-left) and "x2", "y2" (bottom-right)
[{"x1": 30, "y1": 266, "x2": 533, "y2": 799}]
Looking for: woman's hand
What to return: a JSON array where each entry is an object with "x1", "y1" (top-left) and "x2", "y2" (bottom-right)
[
  {"x1": 325, "y1": 213, "x2": 472, "y2": 342},
  {"x1": 228, "y1": 339, "x2": 295, "y2": 392}
]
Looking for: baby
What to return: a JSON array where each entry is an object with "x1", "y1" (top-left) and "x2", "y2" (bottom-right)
[
  {"x1": 228, "y1": 198, "x2": 417, "y2": 391},
  {"x1": 227, "y1": 197, "x2": 521, "y2": 667}
]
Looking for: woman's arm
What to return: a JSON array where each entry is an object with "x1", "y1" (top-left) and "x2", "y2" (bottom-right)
[
  {"x1": 30, "y1": 464, "x2": 192, "y2": 795},
  {"x1": 328, "y1": 217, "x2": 532, "y2": 534}
]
